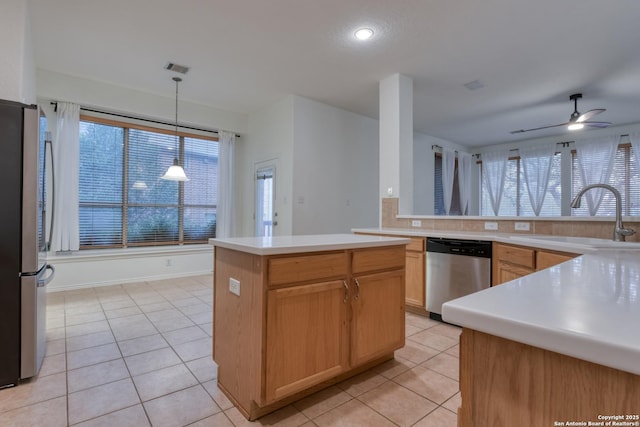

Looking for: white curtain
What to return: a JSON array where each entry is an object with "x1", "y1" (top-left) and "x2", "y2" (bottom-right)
[
  {"x1": 441, "y1": 148, "x2": 456, "y2": 215},
  {"x1": 216, "y1": 131, "x2": 236, "y2": 238},
  {"x1": 574, "y1": 136, "x2": 619, "y2": 215},
  {"x1": 481, "y1": 150, "x2": 510, "y2": 216},
  {"x1": 51, "y1": 102, "x2": 80, "y2": 252},
  {"x1": 457, "y1": 151, "x2": 472, "y2": 215},
  {"x1": 520, "y1": 144, "x2": 556, "y2": 216}
]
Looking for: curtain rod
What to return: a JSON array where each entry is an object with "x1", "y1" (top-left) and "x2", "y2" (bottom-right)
[
  {"x1": 435, "y1": 133, "x2": 633, "y2": 158},
  {"x1": 50, "y1": 101, "x2": 240, "y2": 138}
]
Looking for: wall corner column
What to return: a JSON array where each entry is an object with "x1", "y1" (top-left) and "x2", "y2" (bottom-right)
[{"x1": 379, "y1": 73, "x2": 413, "y2": 218}]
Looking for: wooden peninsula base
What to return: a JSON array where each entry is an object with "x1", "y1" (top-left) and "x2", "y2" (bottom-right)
[
  {"x1": 210, "y1": 235, "x2": 408, "y2": 420},
  {"x1": 458, "y1": 329, "x2": 640, "y2": 426}
]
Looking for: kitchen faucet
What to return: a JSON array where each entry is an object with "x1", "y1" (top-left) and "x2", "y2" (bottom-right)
[{"x1": 570, "y1": 183, "x2": 635, "y2": 242}]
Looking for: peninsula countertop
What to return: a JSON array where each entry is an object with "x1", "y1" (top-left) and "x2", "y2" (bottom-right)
[
  {"x1": 355, "y1": 227, "x2": 640, "y2": 375},
  {"x1": 442, "y1": 250, "x2": 640, "y2": 375},
  {"x1": 209, "y1": 233, "x2": 411, "y2": 256}
]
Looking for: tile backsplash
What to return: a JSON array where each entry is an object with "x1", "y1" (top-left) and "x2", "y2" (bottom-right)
[{"x1": 381, "y1": 198, "x2": 640, "y2": 242}]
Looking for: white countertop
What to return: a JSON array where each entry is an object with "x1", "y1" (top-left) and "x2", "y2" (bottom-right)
[
  {"x1": 356, "y1": 227, "x2": 640, "y2": 375},
  {"x1": 352, "y1": 227, "x2": 640, "y2": 253},
  {"x1": 442, "y1": 251, "x2": 640, "y2": 375},
  {"x1": 209, "y1": 233, "x2": 410, "y2": 256}
]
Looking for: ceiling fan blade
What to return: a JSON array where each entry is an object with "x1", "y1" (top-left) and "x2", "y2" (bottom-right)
[
  {"x1": 576, "y1": 109, "x2": 605, "y2": 123},
  {"x1": 510, "y1": 123, "x2": 568, "y2": 134},
  {"x1": 583, "y1": 121, "x2": 612, "y2": 128}
]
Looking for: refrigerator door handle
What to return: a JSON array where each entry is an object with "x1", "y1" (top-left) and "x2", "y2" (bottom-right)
[{"x1": 37, "y1": 264, "x2": 55, "y2": 288}]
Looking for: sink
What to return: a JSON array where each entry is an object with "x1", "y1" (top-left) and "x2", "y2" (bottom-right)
[{"x1": 507, "y1": 235, "x2": 640, "y2": 250}]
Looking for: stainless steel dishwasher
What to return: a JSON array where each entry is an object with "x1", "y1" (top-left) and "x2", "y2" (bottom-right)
[{"x1": 426, "y1": 238, "x2": 492, "y2": 323}]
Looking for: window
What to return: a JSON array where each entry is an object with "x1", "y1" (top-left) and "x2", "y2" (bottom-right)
[
  {"x1": 480, "y1": 153, "x2": 561, "y2": 216},
  {"x1": 79, "y1": 116, "x2": 218, "y2": 248},
  {"x1": 434, "y1": 154, "x2": 461, "y2": 215},
  {"x1": 571, "y1": 144, "x2": 640, "y2": 216}
]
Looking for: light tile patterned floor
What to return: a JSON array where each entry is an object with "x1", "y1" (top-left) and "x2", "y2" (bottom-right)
[{"x1": 0, "y1": 275, "x2": 460, "y2": 426}]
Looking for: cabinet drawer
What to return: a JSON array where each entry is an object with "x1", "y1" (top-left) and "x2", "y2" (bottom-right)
[
  {"x1": 495, "y1": 243, "x2": 535, "y2": 269},
  {"x1": 268, "y1": 252, "x2": 348, "y2": 286},
  {"x1": 352, "y1": 246, "x2": 405, "y2": 274}
]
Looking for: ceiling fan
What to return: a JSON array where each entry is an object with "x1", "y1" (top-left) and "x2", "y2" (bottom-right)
[{"x1": 510, "y1": 93, "x2": 612, "y2": 134}]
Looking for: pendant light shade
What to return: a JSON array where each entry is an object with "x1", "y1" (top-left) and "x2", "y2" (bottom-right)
[{"x1": 161, "y1": 77, "x2": 189, "y2": 181}]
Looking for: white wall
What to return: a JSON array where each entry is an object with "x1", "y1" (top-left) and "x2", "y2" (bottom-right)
[
  {"x1": 47, "y1": 246, "x2": 212, "y2": 292},
  {"x1": 35, "y1": 71, "x2": 247, "y2": 289},
  {"x1": 238, "y1": 96, "x2": 295, "y2": 236},
  {"x1": 291, "y1": 96, "x2": 379, "y2": 234},
  {"x1": 0, "y1": 0, "x2": 36, "y2": 104},
  {"x1": 37, "y1": 69, "x2": 247, "y2": 134}
]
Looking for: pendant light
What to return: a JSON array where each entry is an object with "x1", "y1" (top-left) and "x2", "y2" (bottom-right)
[{"x1": 161, "y1": 77, "x2": 190, "y2": 181}]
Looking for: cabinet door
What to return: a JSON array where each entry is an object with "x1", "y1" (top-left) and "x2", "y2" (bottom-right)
[
  {"x1": 495, "y1": 261, "x2": 533, "y2": 285},
  {"x1": 265, "y1": 280, "x2": 348, "y2": 403},
  {"x1": 405, "y1": 251, "x2": 425, "y2": 308},
  {"x1": 350, "y1": 270, "x2": 405, "y2": 367}
]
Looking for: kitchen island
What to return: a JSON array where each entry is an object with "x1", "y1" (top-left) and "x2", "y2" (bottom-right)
[
  {"x1": 442, "y1": 250, "x2": 640, "y2": 426},
  {"x1": 209, "y1": 234, "x2": 409, "y2": 420}
]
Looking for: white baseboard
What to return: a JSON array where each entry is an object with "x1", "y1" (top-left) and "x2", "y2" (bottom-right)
[{"x1": 46, "y1": 269, "x2": 213, "y2": 293}]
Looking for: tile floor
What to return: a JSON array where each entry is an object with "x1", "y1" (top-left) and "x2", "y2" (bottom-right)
[{"x1": 0, "y1": 275, "x2": 461, "y2": 427}]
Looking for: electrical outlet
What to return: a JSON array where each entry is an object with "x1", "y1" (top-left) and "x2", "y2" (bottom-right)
[
  {"x1": 411, "y1": 220, "x2": 422, "y2": 227},
  {"x1": 229, "y1": 278, "x2": 240, "y2": 296},
  {"x1": 484, "y1": 222, "x2": 498, "y2": 231},
  {"x1": 515, "y1": 222, "x2": 530, "y2": 231}
]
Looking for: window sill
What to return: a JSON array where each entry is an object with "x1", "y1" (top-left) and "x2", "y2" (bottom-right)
[{"x1": 47, "y1": 244, "x2": 211, "y2": 263}]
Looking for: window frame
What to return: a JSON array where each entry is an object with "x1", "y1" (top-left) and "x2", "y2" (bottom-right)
[{"x1": 79, "y1": 114, "x2": 219, "y2": 249}]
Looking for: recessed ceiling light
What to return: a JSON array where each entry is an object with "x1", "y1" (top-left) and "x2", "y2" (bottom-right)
[{"x1": 354, "y1": 28, "x2": 374, "y2": 41}]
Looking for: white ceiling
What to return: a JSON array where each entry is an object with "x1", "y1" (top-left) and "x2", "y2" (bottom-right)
[{"x1": 28, "y1": 0, "x2": 640, "y2": 147}]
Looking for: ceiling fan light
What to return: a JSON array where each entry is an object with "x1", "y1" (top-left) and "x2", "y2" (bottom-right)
[{"x1": 568, "y1": 123, "x2": 584, "y2": 131}]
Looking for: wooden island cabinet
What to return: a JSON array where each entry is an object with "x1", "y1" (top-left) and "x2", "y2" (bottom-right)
[
  {"x1": 354, "y1": 232, "x2": 427, "y2": 314},
  {"x1": 211, "y1": 235, "x2": 408, "y2": 420}
]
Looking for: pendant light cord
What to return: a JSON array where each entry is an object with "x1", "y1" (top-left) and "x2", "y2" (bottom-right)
[{"x1": 173, "y1": 77, "x2": 182, "y2": 157}]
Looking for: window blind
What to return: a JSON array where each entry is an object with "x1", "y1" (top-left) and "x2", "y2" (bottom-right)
[
  {"x1": 480, "y1": 154, "x2": 561, "y2": 216},
  {"x1": 571, "y1": 145, "x2": 640, "y2": 216},
  {"x1": 78, "y1": 117, "x2": 219, "y2": 248},
  {"x1": 79, "y1": 121, "x2": 124, "y2": 247}
]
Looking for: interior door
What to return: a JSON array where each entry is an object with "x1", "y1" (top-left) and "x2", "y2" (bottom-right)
[{"x1": 255, "y1": 164, "x2": 276, "y2": 237}]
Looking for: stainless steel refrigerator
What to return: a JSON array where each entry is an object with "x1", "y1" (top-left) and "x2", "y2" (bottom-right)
[{"x1": 0, "y1": 99, "x2": 55, "y2": 388}]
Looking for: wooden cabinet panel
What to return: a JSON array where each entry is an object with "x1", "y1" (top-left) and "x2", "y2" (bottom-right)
[
  {"x1": 495, "y1": 243, "x2": 535, "y2": 269},
  {"x1": 352, "y1": 246, "x2": 405, "y2": 274},
  {"x1": 350, "y1": 270, "x2": 405, "y2": 366},
  {"x1": 536, "y1": 250, "x2": 576, "y2": 271},
  {"x1": 405, "y1": 237, "x2": 425, "y2": 252},
  {"x1": 458, "y1": 329, "x2": 640, "y2": 426},
  {"x1": 493, "y1": 243, "x2": 578, "y2": 285},
  {"x1": 405, "y1": 251, "x2": 425, "y2": 307},
  {"x1": 268, "y1": 252, "x2": 347, "y2": 286},
  {"x1": 265, "y1": 280, "x2": 348, "y2": 403},
  {"x1": 495, "y1": 261, "x2": 533, "y2": 285}
]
